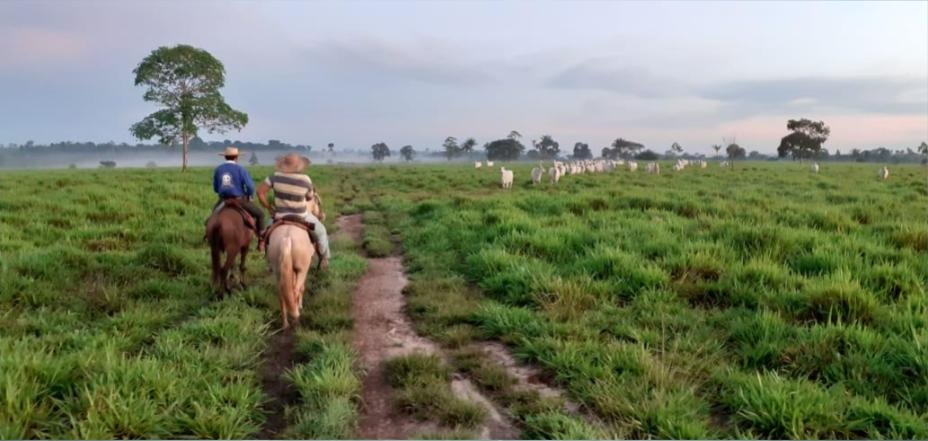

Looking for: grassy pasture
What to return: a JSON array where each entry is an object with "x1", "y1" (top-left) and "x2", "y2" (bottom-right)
[
  {"x1": 0, "y1": 166, "x2": 365, "y2": 438},
  {"x1": 1, "y1": 161, "x2": 926, "y2": 439},
  {"x1": 364, "y1": 161, "x2": 928, "y2": 439}
]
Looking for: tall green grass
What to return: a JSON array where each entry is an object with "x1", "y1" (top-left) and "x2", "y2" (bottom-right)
[{"x1": 371, "y1": 162, "x2": 928, "y2": 439}]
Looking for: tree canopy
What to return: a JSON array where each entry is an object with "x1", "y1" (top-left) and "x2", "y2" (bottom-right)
[
  {"x1": 532, "y1": 135, "x2": 560, "y2": 159},
  {"x1": 777, "y1": 118, "x2": 830, "y2": 161},
  {"x1": 461, "y1": 138, "x2": 477, "y2": 154},
  {"x1": 485, "y1": 138, "x2": 524, "y2": 161},
  {"x1": 130, "y1": 44, "x2": 247, "y2": 171},
  {"x1": 726, "y1": 143, "x2": 746, "y2": 160},
  {"x1": 443, "y1": 137, "x2": 460, "y2": 160},
  {"x1": 604, "y1": 138, "x2": 644, "y2": 159},
  {"x1": 573, "y1": 142, "x2": 592, "y2": 160},
  {"x1": 400, "y1": 145, "x2": 416, "y2": 161},
  {"x1": 371, "y1": 142, "x2": 390, "y2": 161}
]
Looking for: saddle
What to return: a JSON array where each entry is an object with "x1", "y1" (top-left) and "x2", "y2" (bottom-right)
[
  {"x1": 262, "y1": 215, "x2": 316, "y2": 249},
  {"x1": 219, "y1": 198, "x2": 257, "y2": 231}
]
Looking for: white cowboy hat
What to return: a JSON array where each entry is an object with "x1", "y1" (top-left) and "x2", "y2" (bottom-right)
[
  {"x1": 275, "y1": 153, "x2": 311, "y2": 173},
  {"x1": 219, "y1": 146, "x2": 240, "y2": 157}
]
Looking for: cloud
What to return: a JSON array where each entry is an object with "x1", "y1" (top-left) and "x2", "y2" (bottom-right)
[
  {"x1": 702, "y1": 76, "x2": 927, "y2": 115},
  {"x1": 0, "y1": 26, "x2": 88, "y2": 69},
  {"x1": 547, "y1": 60, "x2": 688, "y2": 98},
  {"x1": 301, "y1": 39, "x2": 493, "y2": 87}
]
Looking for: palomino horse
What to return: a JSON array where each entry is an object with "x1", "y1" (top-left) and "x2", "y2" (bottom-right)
[
  {"x1": 266, "y1": 191, "x2": 324, "y2": 328},
  {"x1": 206, "y1": 201, "x2": 254, "y2": 296}
]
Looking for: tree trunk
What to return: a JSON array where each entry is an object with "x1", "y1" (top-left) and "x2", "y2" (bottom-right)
[{"x1": 182, "y1": 133, "x2": 189, "y2": 172}]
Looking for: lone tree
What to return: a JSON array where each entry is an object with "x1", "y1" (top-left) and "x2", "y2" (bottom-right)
[
  {"x1": 777, "y1": 118, "x2": 830, "y2": 162},
  {"x1": 671, "y1": 142, "x2": 683, "y2": 155},
  {"x1": 507, "y1": 130, "x2": 522, "y2": 140},
  {"x1": 248, "y1": 151, "x2": 259, "y2": 166},
  {"x1": 712, "y1": 144, "x2": 722, "y2": 160},
  {"x1": 532, "y1": 135, "x2": 560, "y2": 159},
  {"x1": 726, "y1": 142, "x2": 746, "y2": 168},
  {"x1": 485, "y1": 137, "x2": 524, "y2": 161},
  {"x1": 573, "y1": 142, "x2": 592, "y2": 159},
  {"x1": 371, "y1": 142, "x2": 391, "y2": 162},
  {"x1": 461, "y1": 138, "x2": 477, "y2": 154},
  {"x1": 130, "y1": 44, "x2": 248, "y2": 171},
  {"x1": 918, "y1": 141, "x2": 928, "y2": 164},
  {"x1": 327, "y1": 142, "x2": 335, "y2": 154},
  {"x1": 400, "y1": 145, "x2": 416, "y2": 161},
  {"x1": 443, "y1": 136, "x2": 461, "y2": 160}
]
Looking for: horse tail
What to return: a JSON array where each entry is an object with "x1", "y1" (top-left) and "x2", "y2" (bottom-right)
[{"x1": 278, "y1": 235, "x2": 296, "y2": 327}]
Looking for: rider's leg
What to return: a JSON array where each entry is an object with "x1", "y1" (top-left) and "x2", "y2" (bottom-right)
[
  {"x1": 242, "y1": 200, "x2": 266, "y2": 232},
  {"x1": 302, "y1": 213, "x2": 330, "y2": 260}
]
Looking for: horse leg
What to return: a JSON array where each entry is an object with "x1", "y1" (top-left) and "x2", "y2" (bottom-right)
[
  {"x1": 293, "y1": 267, "x2": 310, "y2": 315},
  {"x1": 239, "y1": 245, "x2": 248, "y2": 289},
  {"x1": 210, "y1": 245, "x2": 222, "y2": 295},
  {"x1": 279, "y1": 290, "x2": 289, "y2": 329},
  {"x1": 222, "y1": 246, "x2": 239, "y2": 295}
]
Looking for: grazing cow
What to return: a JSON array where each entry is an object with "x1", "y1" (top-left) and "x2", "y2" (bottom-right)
[
  {"x1": 475, "y1": 161, "x2": 482, "y2": 169},
  {"x1": 500, "y1": 167, "x2": 514, "y2": 189},
  {"x1": 879, "y1": 166, "x2": 889, "y2": 180},
  {"x1": 628, "y1": 161, "x2": 638, "y2": 172},
  {"x1": 720, "y1": 161, "x2": 729, "y2": 168},
  {"x1": 647, "y1": 162, "x2": 661, "y2": 174},
  {"x1": 700, "y1": 160, "x2": 708, "y2": 169},
  {"x1": 531, "y1": 164, "x2": 545, "y2": 185},
  {"x1": 811, "y1": 163, "x2": 820, "y2": 173},
  {"x1": 486, "y1": 160, "x2": 494, "y2": 167}
]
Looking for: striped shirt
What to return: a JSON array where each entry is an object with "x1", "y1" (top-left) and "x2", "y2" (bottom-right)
[{"x1": 264, "y1": 172, "x2": 313, "y2": 215}]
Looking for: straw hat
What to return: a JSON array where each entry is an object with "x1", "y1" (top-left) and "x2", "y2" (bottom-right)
[
  {"x1": 275, "y1": 153, "x2": 311, "y2": 173},
  {"x1": 219, "y1": 146, "x2": 240, "y2": 157}
]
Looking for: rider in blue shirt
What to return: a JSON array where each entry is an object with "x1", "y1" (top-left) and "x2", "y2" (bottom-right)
[{"x1": 210, "y1": 146, "x2": 265, "y2": 244}]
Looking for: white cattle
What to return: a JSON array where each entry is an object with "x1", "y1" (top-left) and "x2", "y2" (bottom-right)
[
  {"x1": 475, "y1": 161, "x2": 482, "y2": 169},
  {"x1": 811, "y1": 163, "x2": 820, "y2": 173},
  {"x1": 486, "y1": 160, "x2": 494, "y2": 167},
  {"x1": 500, "y1": 167, "x2": 514, "y2": 189},
  {"x1": 700, "y1": 160, "x2": 708, "y2": 169},
  {"x1": 531, "y1": 164, "x2": 545, "y2": 185},
  {"x1": 720, "y1": 161, "x2": 729, "y2": 168},
  {"x1": 548, "y1": 165, "x2": 562, "y2": 184},
  {"x1": 628, "y1": 161, "x2": 638, "y2": 172},
  {"x1": 647, "y1": 162, "x2": 661, "y2": 174},
  {"x1": 879, "y1": 166, "x2": 889, "y2": 180}
]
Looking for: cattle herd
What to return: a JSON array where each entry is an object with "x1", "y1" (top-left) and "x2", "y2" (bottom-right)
[{"x1": 471, "y1": 158, "x2": 895, "y2": 188}]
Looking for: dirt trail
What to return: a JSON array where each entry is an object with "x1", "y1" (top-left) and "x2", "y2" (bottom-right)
[
  {"x1": 345, "y1": 215, "x2": 517, "y2": 439},
  {"x1": 255, "y1": 214, "x2": 363, "y2": 439},
  {"x1": 256, "y1": 329, "x2": 297, "y2": 439},
  {"x1": 476, "y1": 341, "x2": 583, "y2": 415}
]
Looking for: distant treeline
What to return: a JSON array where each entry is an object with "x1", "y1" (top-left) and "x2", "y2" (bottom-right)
[
  {"x1": 0, "y1": 137, "x2": 310, "y2": 155},
  {"x1": 415, "y1": 146, "x2": 927, "y2": 163}
]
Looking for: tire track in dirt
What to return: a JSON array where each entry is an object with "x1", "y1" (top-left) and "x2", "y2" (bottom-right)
[{"x1": 342, "y1": 214, "x2": 517, "y2": 440}]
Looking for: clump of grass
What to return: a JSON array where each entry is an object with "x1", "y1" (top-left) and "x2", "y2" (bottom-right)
[
  {"x1": 384, "y1": 354, "x2": 487, "y2": 428},
  {"x1": 134, "y1": 243, "x2": 197, "y2": 276},
  {"x1": 801, "y1": 276, "x2": 881, "y2": 325},
  {"x1": 362, "y1": 224, "x2": 394, "y2": 257}
]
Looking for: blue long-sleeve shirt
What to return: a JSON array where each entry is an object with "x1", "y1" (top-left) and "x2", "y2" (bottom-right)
[{"x1": 213, "y1": 161, "x2": 255, "y2": 198}]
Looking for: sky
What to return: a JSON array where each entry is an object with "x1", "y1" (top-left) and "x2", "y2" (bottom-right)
[{"x1": 1, "y1": 1, "x2": 926, "y2": 155}]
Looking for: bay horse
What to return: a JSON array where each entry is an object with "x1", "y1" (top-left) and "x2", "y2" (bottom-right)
[
  {"x1": 266, "y1": 191, "x2": 324, "y2": 328},
  {"x1": 206, "y1": 200, "x2": 255, "y2": 296}
]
